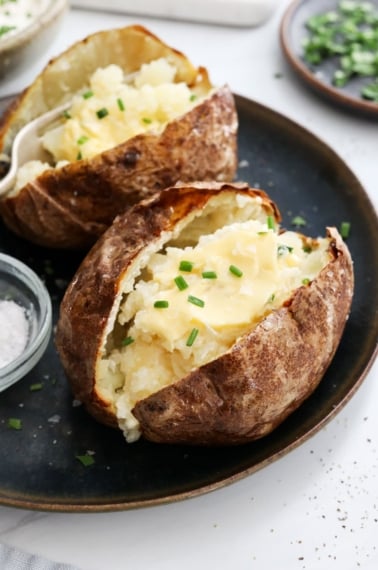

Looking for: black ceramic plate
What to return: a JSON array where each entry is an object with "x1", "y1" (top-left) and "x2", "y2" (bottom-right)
[
  {"x1": 280, "y1": 0, "x2": 378, "y2": 116},
  {"x1": 0, "y1": 94, "x2": 377, "y2": 513}
]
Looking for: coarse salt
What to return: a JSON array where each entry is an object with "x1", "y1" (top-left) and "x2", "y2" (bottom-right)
[{"x1": 0, "y1": 299, "x2": 29, "y2": 368}]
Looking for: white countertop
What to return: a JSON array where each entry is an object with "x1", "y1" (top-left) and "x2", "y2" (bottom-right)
[{"x1": 0, "y1": 1, "x2": 377, "y2": 569}]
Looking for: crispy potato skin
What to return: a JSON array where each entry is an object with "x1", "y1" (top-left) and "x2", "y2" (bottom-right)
[
  {"x1": 133, "y1": 227, "x2": 353, "y2": 445},
  {"x1": 55, "y1": 184, "x2": 353, "y2": 446},
  {"x1": 0, "y1": 26, "x2": 237, "y2": 249},
  {"x1": 55, "y1": 183, "x2": 279, "y2": 429}
]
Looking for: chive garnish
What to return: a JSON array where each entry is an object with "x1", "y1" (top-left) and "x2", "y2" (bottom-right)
[
  {"x1": 277, "y1": 244, "x2": 294, "y2": 256},
  {"x1": 179, "y1": 260, "x2": 194, "y2": 272},
  {"x1": 189, "y1": 94, "x2": 197, "y2": 102},
  {"x1": 188, "y1": 295, "x2": 205, "y2": 308},
  {"x1": 186, "y1": 328, "x2": 199, "y2": 347},
  {"x1": 174, "y1": 275, "x2": 189, "y2": 291},
  {"x1": 76, "y1": 151, "x2": 83, "y2": 161},
  {"x1": 142, "y1": 117, "x2": 152, "y2": 124},
  {"x1": 122, "y1": 336, "x2": 134, "y2": 346},
  {"x1": 96, "y1": 107, "x2": 109, "y2": 119},
  {"x1": 291, "y1": 215, "x2": 307, "y2": 227},
  {"x1": 202, "y1": 271, "x2": 217, "y2": 279},
  {"x1": 83, "y1": 90, "x2": 94, "y2": 99},
  {"x1": 154, "y1": 300, "x2": 169, "y2": 309},
  {"x1": 76, "y1": 454, "x2": 95, "y2": 467},
  {"x1": 267, "y1": 293, "x2": 276, "y2": 303},
  {"x1": 30, "y1": 383, "x2": 43, "y2": 392},
  {"x1": 229, "y1": 264, "x2": 243, "y2": 277},
  {"x1": 267, "y1": 215, "x2": 276, "y2": 230},
  {"x1": 117, "y1": 98, "x2": 125, "y2": 111},
  {"x1": 302, "y1": 278, "x2": 311, "y2": 285},
  {"x1": 303, "y1": 245, "x2": 312, "y2": 253},
  {"x1": 7, "y1": 418, "x2": 22, "y2": 430},
  {"x1": 77, "y1": 135, "x2": 89, "y2": 145},
  {"x1": 340, "y1": 221, "x2": 351, "y2": 239},
  {"x1": 63, "y1": 110, "x2": 71, "y2": 119},
  {"x1": 0, "y1": 26, "x2": 16, "y2": 38}
]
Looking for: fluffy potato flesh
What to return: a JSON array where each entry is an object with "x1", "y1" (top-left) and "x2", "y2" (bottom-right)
[
  {"x1": 13, "y1": 59, "x2": 209, "y2": 192},
  {"x1": 97, "y1": 191, "x2": 330, "y2": 442}
]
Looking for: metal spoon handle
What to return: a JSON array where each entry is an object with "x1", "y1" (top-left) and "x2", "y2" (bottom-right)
[{"x1": 0, "y1": 102, "x2": 70, "y2": 197}]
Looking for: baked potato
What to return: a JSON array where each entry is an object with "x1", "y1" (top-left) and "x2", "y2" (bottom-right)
[
  {"x1": 55, "y1": 181, "x2": 354, "y2": 446},
  {"x1": 0, "y1": 25, "x2": 237, "y2": 249}
]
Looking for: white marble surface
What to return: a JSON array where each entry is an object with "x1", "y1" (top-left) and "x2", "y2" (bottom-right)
[{"x1": 0, "y1": 1, "x2": 377, "y2": 568}]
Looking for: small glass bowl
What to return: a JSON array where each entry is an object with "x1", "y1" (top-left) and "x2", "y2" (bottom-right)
[{"x1": 0, "y1": 253, "x2": 52, "y2": 392}]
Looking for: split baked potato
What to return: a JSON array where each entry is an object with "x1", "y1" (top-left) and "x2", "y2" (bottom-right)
[
  {"x1": 0, "y1": 25, "x2": 237, "y2": 249},
  {"x1": 55, "y1": 182, "x2": 354, "y2": 446}
]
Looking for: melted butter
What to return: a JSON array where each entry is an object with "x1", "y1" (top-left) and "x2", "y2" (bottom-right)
[{"x1": 122, "y1": 223, "x2": 280, "y2": 343}]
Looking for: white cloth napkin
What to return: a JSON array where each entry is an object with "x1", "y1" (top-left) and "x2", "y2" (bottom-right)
[{"x1": 0, "y1": 543, "x2": 81, "y2": 570}]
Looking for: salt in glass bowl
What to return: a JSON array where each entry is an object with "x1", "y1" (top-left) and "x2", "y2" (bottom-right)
[{"x1": 0, "y1": 252, "x2": 52, "y2": 392}]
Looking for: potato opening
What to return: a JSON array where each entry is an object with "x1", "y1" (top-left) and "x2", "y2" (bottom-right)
[
  {"x1": 97, "y1": 192, "x2": 331, "y2": 442},
  {"x1": 14, "y1": 58, "x2": 211, "y2": 192}
]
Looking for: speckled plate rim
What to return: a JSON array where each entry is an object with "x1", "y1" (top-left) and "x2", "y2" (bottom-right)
[
  {"x1": 0, "y1": 93, "x2": 377, "y2": 513},
  {"x1": 280, "y1": 0, "x2": 378, "y2": 117}
]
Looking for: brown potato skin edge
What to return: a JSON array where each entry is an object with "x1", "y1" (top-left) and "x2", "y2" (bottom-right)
[
  {"x1": 55, "y1": 183, "x2": 280, "y2": 430},
  {"x1": 133, "y1": 226, "x2": 353, "y2": 445},
  {"x1": 0, "y1": 86, "x2": 237, "y2": 249}
]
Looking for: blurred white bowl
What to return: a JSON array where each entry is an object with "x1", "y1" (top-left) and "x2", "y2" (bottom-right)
[{"x1": 0, "y1": 0, "x2": 68, "y2": 79}]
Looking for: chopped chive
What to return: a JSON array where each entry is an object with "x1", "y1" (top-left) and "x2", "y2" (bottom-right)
[
  {"x1": 76, "y1": 454, "x2": 95, "y2": 467},
  {"x1": 142, "y1": 117, "x2": 152, "y2": 124},
  {"x1": 174, "y1": 275, "x2": 189, "y2": 291},
  {"x1": 257, "y1": 231, "x2": 268, "y2": 235},
  {"x1": 122, "y1": 336, "x2": 134, "y2": 346},
  {"x1": 277, "y1": 244, "x2": 294, "y2": 256},
  {"x1": 189, "y1": 94, "x2": 197, "y2": 102},
  {"x1": 302, "y1": 245, "x2": 312, "y2": 253},
  {"x1": 154, "y1": 300, "x2": 169, "y2": 309},
  {"x1": 267, "y1": 293, "x2": 276, "y2": 303},
  {"x1": 179, "y1": 260, "x2": 194, "y2": 272},
  {"x1": 229, "y1": 264, "x2": 243, "y2": 277},
  {"x1": 77, "y1": 135, "x2": 89, "y2": 145},
  {"x1": 76, "y1": 151, "x2": 83, "y2": 161},
  {"x1": 7, "y1": 418, "x2": 22, "y2": 430},
  {"x1": 82, "y1": 90, "x2": 94, "y2": 99},
  {"x1": 340, "y1": 221, "x2": 351, "y2": 239},
  {"x1": 267, "y1": 215, "x2": 276, "y2": 230},
  {"x1": 188, "y1": 295, "x2": 205, "y2": 308},
  {"x1": 291, "y1": 215, "x2": 307, "y2": 227},
  {"x1": 117, "y1": 98, "x2": 125, "y2": 111},
  {"x1": 96, "y1": 107, "x2": 109, "y2": 119},
  {"x1": 30, "y1": 383, "x2": 43, "y2": 392},
  {"x1": 302, "y1": 278, "x2": 311, "y2": 285},
  {"x1": 62, "y1": 110, "x2": 71, "y2": 119},
  {"x1": 202, "y1": 271, "x2": 217, "y2": 279},
  {"x1": 186, "y1": 328, "x2": 199, "y2": 347},
  {"x1": 0, "y1": 26, "x2": 16, "y2": 38}
]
